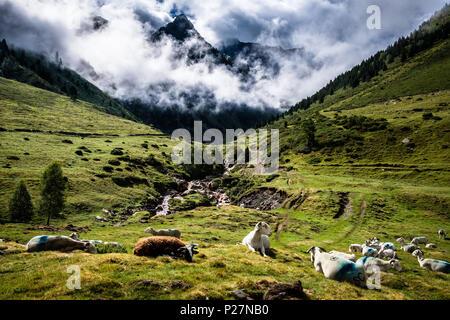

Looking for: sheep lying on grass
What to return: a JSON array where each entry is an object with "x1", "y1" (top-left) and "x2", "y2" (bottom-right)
[
  {"x1": 396, "y1": 237, "x2": 420, "y2": 253},
  {"x1": 357, "y1": 256, "x2": 402, "y2": 273},
  {"x1": 26, "y1": 235, "x2": 97, "y2": 254},
  {"x1": 412, "y1": 250, "x2": 450, "y2": 274},
  {"x1": 377, "y1": 247, "x2": 398, "y2": 259},
  {"x1": 438, "y1": 229, "x2": 446, "y2": 240},
  {"x1": 411, "y1": 236, "x2": 428, "y2": 245},
  {"x1": 306, "y1": 247, "x2": 366, "y2": 288},
  {"x1": 380, "y1": 242, "x2": 396, "y2": 251},
  {"x1": 362, "y1": 246, "x2": 378, "y2": 257},
  {"x1": 133, "y1": 236, "x2": 198, "y2": 262},
  {"x1": 425, "y1": 243, "x2": 437, "y2": 249},
  {"x1": 329, "y1": 250, "x2": 357, "y2": 262},
  {"x1": 144, "y1": 227, "x2": 181, "y2": 239},
  {"x1": 69, "y1": 233, "x2": 126, "y2": 253},
  {"x1": 241, "y1": 222, "x2": 272, "y2": 257}
]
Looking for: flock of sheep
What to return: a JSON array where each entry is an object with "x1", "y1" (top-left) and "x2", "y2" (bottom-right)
[
  {"x1": 307, "y1": 229, "x2": 449, "y2": 288},
  {"x1": 24, "y1": 222, "x2": 448, "y2": 291}
]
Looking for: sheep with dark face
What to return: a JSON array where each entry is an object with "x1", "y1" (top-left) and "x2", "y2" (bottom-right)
[
  {"x1": 438, "y1": 229, "x2": 446, "y2": 240},
  {"x1": 26, "y1": 235, "x2": 97, "y2": 254},
  {"x1": 133, "y1": 236, "x2": 198, "y2": 262}
]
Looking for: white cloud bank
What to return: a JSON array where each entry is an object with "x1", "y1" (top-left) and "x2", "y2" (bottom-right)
[{"x1": 0, "y1": 0, "x2": 445, "y2": 112}]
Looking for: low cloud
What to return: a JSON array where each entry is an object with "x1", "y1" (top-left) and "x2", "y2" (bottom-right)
[{"x1": 0, "y1": 0, "x2": 445, "y2": 113}]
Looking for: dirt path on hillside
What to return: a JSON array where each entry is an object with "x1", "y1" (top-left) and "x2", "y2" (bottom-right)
[
  {"x1": 275, "y1": 215, "x2": 289, "y2": 241},
  {"x1": 342, "y1": 199, "x2": 367, "y2": 240},
  {"x1": 340, "y1": 196, "x2": 354, "y2": 220}
]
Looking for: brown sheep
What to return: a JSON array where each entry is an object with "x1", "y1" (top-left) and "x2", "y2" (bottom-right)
[{"x1": 133, "y1": 236, "x2": 198, "y2": 262}]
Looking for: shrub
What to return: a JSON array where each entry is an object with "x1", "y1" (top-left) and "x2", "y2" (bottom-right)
[
  {"x1": 422, "y1": 113, "x2": 433, "y2": 120},
  {"x1": 168, "y1": 193, "x2": 213, "y2": 211},
  {"x1": 103, "y1": 166, "x2": 114, "y2": 173},
  {"x1": 9, "y1": 180, "x2": 34, "y2": 222},
  {"x1": 108, "y1": 160, "x2": 121, "y2": 166},
  {"x1": 111, "y1": 176, "x2": 149, "y2": 188},
  {"x1": 110, "y1": 148, "x2": 124, "y2": 156}
]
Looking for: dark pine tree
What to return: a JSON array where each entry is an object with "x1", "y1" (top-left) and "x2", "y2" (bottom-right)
[
  {"x1": 39, "y1": 162, "x2": 67, "y2": 225},
  {"x1": 9, "y1": 180, "x2": 34, "y2": 222}
]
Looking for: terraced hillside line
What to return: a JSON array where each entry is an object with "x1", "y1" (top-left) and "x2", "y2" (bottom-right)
[
  {"x1": 342, "y1": 200, "x2": 367, "y2": 240},
  {"x1": 1, "y1": 128, "x2": 166, "y2": 138}
]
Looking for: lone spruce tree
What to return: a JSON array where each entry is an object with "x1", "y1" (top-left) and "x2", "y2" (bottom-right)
[
  {"x1": 9, "y1": 180, "x2": 34, "y2": 222},
  {"x1": 39, "y1": 162, "x2": 66, "y2": 225}
]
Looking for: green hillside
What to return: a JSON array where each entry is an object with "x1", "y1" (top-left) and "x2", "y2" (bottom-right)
[
  {"x1": 0, "y1": 40, "x2": 135, "y2": 121},
  {"x1": 0, "y1": 77, "x2": 179, "y2": 221}
]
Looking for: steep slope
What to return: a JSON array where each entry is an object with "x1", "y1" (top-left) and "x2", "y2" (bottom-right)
[
  {"x1": 0, "y1": 39, "x2": 136, "y2": 121},
  {"x1": 265, "y1": 5, "x2": 450, "y2": 172},
  {"x1": 0, "y1": 76, "x2": 178, "y2": 219}
]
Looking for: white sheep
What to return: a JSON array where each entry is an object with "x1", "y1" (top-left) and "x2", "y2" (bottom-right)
[
  {"x1": 348, "y1": 244, "x2": 362, "y2": 253},
  {"x1": 411, "y1": 236, "x2": 427, "y2": 245},
  {"x1": 26, "y1": 235, "x2": 97, "y2": 254},
  {"x1": 362, "y1": 246, "x2": 378, "y2": 257},
  {"x1": 371, "y1": 237, "x2": 380, "y2": 244},
  {"x1": 357, "y1": 256, "x2": 402, "y2": 272},
  {"x1": 306, "y1": 247, "x2": 366, "y2": 288},
  {"x1": 396, "y1": 237, "x2": 420, "y2": 253},
  {"x1": 362, "y1": 239, "x2": 381, "y2": 251},
  {"x1": 329, "y1": 250, "x2": 356, "y2": 262},
  {"x1": 377, "y1": 247, "x2": 398, "y2": 259},
  {"x1": 241, "y1": 222, "x2": 272, "y2": 257},
  {"x1": 144, "y1": 227, "x2": 181, "y2": 239},
  {"x1": 69, "y1": 233, "x2": 123, "y2": 250},
  {"x1": 425, "y1": 243, "x2": 437, "y2": 249},
  {"x1": 380, "y1": 242, "x2": 396, "y2": 251},
  {"x1": 70, "y1": 232, "x2": 102, "y2": 245},
  {"x1": 412, "y1": 250, "x2": 450, "y2": 274},
  {"x1": 438, "y1": 229, "x2": 446, "y2": 240}
]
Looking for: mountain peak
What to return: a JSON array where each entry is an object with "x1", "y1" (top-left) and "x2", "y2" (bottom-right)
[
  {"x1": 173, "y1": 14, "x2": 193, "y2": 28},
  {"x1": 151, "y1": 14, "x2": 198, "y2": 42}
]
